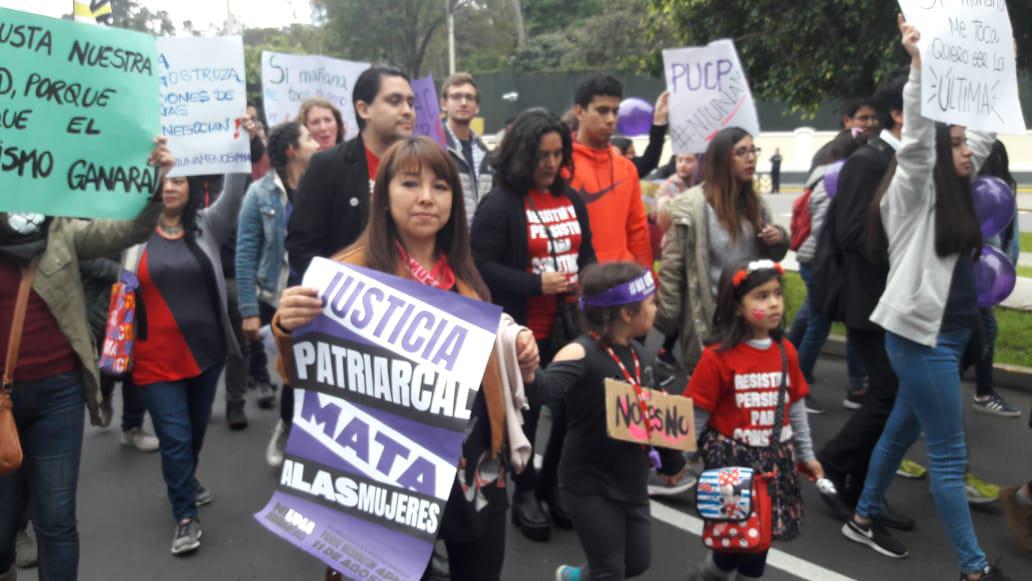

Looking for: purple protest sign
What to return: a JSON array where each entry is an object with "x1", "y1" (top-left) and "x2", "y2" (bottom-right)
[
  {"x1": 411, "y1": 75, "x2": 447, "y2": 148},
  {"x1": 255, "y1": 258, "x2": 502, "y2": 580}
]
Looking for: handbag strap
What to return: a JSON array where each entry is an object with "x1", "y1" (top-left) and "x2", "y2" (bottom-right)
[
  {"x1": 770, "y1": 340, "x2": 789, "y2": 442},
  {"x1": 3, "y1": 258, "x2": 40, "y2": 392}
]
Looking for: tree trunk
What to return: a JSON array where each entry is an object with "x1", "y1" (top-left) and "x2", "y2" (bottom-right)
[{"x1": 510, "y1": 0, "x2": 527, "y2": 49}]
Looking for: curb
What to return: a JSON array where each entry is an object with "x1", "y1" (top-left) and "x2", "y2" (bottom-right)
[{"x1": 821, "y1": 335, "x2": 1032, "y2": 396}]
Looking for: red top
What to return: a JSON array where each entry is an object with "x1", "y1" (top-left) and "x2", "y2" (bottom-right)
[
  {"x1": 524, "y1": 189, "x2": 584, "y2": 340},
  {"x1": 684, "y1": 340, "x2": 808, "y2": 447},
  {"x1": 365, "y1": 148, "x2": 380, "y2": 195},
  {"x1": 0, "y1": 260, "x2": 77, "y2": 383}
]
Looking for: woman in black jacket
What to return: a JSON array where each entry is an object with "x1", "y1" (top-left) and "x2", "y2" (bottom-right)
[{"x1": 471, "y1": 108, "x2": 596, "y2": 543}]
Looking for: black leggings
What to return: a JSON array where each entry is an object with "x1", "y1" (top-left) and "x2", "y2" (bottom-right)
[
  {"x1": 564, "y1": 493, "x2": 651, "y2": 580},
  {"x1": 712, "y1": 551, "x2": 768, "y2": 578},
  {"x1": 443, "y1": 509, "x2": 507, "y2": 581}
]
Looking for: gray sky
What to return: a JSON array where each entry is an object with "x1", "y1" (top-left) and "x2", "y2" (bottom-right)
[{"x1": 0, "y1": 0, "x2": 313, "y2": 33}]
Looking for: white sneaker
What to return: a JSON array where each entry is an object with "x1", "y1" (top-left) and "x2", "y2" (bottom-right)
[
  {"x1": 121, "y1": 427, "x2": 160, "y2": 452},
  {"x1": 266, "y1": 420, "x2": 289, "y2": 468}
]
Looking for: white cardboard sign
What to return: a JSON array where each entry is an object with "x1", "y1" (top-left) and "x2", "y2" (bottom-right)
[
  {"x1": 663, "y1": 40, "x2": 761, "y2": 154},
  {"x1": 158, "y1": 36, "x2": 251, "y2": 177},
  {"x1": 898, "y1": 0, "x2": 1025, "y2": 133},
  {"x1": 261, "y1": 51, "x2": 370, "y2": 140}
]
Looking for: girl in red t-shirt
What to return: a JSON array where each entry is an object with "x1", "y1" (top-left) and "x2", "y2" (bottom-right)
[{"x1": 684, "y1": 259, "x2": 824, "y2": 581}]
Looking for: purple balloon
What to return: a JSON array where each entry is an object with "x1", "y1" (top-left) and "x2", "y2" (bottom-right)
[
  {"x1": 617, "y1": 97, "x2": 654, "y2": 137},
  {"x1": 972, "y1": 176, "x2": 1016, "y2": 239},
  {"x1": 974, "y1": 244, "x2": 1017, "y2": 307},
  {"x1": 823, "y1": 160, "x2": 845, "y2": 198}
]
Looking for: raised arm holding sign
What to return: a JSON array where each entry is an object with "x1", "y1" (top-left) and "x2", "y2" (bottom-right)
[{"x1": 0, "y1": 7, "x2": 160, "y2": 219}]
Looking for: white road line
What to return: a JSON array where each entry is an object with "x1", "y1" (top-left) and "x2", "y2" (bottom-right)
[{"x1": 649, "y1": 501, "x2": 857, "y2": 581}]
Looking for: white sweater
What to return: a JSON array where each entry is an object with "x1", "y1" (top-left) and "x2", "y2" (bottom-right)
[{"x1": 869, "y1": 67, "x2": 994, "y2": 347}]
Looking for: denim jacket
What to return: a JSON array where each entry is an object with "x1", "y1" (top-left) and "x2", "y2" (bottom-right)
[{"x1": 235, "y1": 170, "x2": 288, "y2": 318}]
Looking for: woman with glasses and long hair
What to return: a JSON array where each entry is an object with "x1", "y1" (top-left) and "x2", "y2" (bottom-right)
[{"x1": 654, "y1": 127, "x2": 789, "y2": 374}]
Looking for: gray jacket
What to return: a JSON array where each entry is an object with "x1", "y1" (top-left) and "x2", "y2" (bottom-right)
[
  {"x1": 796, "y1": 164, "x2": 830, "y2": 264},
  {"x1": 125, "y1": 173, "x2": 249, "y2": 360},
  {"x1": 445, "y1": 124, "x2": 494, "y2": 227},
  {"x1": 869, "y1": 67, "x2": 994, "y2": 347}
]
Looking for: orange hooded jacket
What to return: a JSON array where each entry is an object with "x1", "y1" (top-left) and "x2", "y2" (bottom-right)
[{"x1": 567, "y1": 141, "x2": 653, "y2": 267}]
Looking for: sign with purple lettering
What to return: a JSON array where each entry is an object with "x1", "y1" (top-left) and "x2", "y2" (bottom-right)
[
  {"x1": 898, "y1": 0, "x2": 1025, "y2": 133},
  {"x1": 411, "y1": 75, "x2": 446, "y2": 148},
  {"x1": 254, "y1": 257, "x2": 502, "y2": 580},
  {"x1": 663, "y1": 40, "x2": 760, "y2": 154}
]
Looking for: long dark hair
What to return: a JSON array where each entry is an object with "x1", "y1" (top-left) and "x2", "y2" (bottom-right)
[
  {"x1": 702, "y1": 127, "x2": 761, "y2": 244},
  {"x1": 708, "y1": 259, "x2": 785, "y2": 352},
  {"x1": 979, "y1": 140, "x2": 1016, "y2": 191},
  {"x1": 267, "y1": 121, "x2": 303, "y2": 179},
  {"x1": 866, "y1": 123, "x2": 982, "y2": 261},
  {"x1": 826, "y1": 129, "x2": 869, "y2": 164},
  {"x1": 492, "y1": 108, "x2": 574, "y2": 197},
  {"x1": 180, "y1": 175, "x2": 215, "y2": 239},
  {"x1": 357, "y1": 136, "x2": 489, "y2": 300},
  {"x1": 579, "y1": 262, "x2": 646, "y2": 347}
]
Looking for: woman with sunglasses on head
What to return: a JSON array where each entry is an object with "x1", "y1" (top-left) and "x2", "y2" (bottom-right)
[{"x1": 654, "y1": 127, "x2": 789, "y2": 375}]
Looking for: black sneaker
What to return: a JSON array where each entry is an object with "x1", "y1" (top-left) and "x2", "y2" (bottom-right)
[
  {"x1": 962, "y1": 564, "x2": 1012, "y2": 580},
  {"x1": 876, "y1": 500, "x2": 915, "y2": 531},
  {"x1": 194, "y1": 478, "x2": 214, "y2": 507},
  {"x1": 171, "y1": 519, "x2": 202, "y2": 555},
  {"x1": 842, "y1": 518, "x2": 908, "y2": 558},
  {"x1": 226, "y1": 400, "x2": 248, "y2": 430},
  {"x1": 843, "y1": 389, "x2": 866, "y2": 410},
  {"x1": 804, "y1": 394, "x2": 825, "y2": 415}
]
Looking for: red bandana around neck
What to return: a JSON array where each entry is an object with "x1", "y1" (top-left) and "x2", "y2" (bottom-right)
[{"x1": 394, "y1": 240, "x2": 456, "y2": 290}]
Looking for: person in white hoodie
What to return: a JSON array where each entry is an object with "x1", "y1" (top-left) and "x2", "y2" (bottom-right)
[{"x1": 840, "y1": 16, "x2": 1009, "y2": 581}]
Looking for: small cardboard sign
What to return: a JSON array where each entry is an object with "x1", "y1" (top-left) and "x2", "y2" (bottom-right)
[{"x1": 604, "y1": 379, "x2": 696, "y2": 452}]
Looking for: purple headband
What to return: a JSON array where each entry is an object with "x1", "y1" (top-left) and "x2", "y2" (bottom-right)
[{"x1": 580, "y1": 270, "x2": 656, "y2": 309}]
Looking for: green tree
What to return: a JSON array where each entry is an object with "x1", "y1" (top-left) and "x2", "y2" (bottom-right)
[
  {"x1": 109, "y1": 0, "x2": 175, "y2": 35},
  {"x1": 652, "y1": 0, "x2": 1032, "y2": 114}
]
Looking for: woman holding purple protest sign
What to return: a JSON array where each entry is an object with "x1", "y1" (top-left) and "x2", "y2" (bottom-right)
[{"x1": 274, "y1": 136, "x2": 540, "y2": 580}]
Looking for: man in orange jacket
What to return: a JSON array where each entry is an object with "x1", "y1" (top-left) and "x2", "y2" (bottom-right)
[{"x1": 568, "y1": 74, "x2": 653, "y2": 268}]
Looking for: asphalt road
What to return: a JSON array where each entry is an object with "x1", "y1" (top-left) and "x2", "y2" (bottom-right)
[{"x1": 13, "y1": 345, "x2": 1032, "y2": 581}]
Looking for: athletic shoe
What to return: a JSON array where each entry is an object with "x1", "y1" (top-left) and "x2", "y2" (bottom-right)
[
  {"x1": 841, "y1": 518, "x2": 909, "y2": 558},
  {"x1": 804, "y1": 394, "x2": 825, "y2": 415},
  {"x1": 1000, "y1": 486, "x2": 1032, "y2": 551},
  {"x1": 895, "y1": 459, "x2": 927, "y2": 479},
  {"x1": 842, "y1": 389, "x2": 866, "y2": 411},
  {"x1": 966, "y1": 472, "x2": 1000, "y2": 504},
  {"x1": 555, "y1": 565, "x2": 582, "y2": 581},
  {"x1": 256, "y1": 380, "x2": 276, "y2": 410},
  {"x1": 121, "y1": 427, "x2": 160, "y2": 453},
  {"x1": 171, "y1": 519, "x2": 202, "y2": 555},
  {"x1": 194, "y1": 478, "x2": 214, "y2": 507},
  {"x1": 15, "y1": 527, "x2": 36, "y2": 569},
  {"x1": 647, "y1": 466, "x2": 697, "y2": 497},
  {"x1": 963, "y1": 564, "x2": 1013, "y2": 580},
  {"x1": 877, "y1": 500, "x2": 916, "y2": 531},
  {"x1": 971, "y1": 392, "x2": 1021, "y2": 418},
  {"x1": 266, "y1": 420, "x2": 289, "y2": 468}
]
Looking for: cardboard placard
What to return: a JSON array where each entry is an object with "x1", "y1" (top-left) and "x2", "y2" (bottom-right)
[{"x1": 605, "y1": 379, "x2": 696, "y2": 452}]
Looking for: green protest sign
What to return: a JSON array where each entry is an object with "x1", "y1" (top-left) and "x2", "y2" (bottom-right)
[{"x1": 0, "y1": 7, "x2": 160, "y2": 219}]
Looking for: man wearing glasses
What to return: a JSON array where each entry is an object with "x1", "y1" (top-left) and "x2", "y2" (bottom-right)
[
  {"x1": 440, "y1": 73, "x2": 494, "y2": 227},
  {"x1": 811, "y1": 98, "x2": 879, "y2": 169}
]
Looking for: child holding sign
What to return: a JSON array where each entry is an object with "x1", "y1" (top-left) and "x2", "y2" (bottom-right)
[
  {"x1": 527, "y1": 262, "x2": 690, "y2": 581},
  {"x1": 684, "y1": 260, "x2": 822, "y2": 581}
]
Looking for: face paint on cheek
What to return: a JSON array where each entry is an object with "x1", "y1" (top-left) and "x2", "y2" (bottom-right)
[{"x1": 751, "y1": 309, "x2": 766, "y2": 322}]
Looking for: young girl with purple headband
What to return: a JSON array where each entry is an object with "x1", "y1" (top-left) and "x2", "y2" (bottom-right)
[{"x1": 526, "y1": 261, "x2": 689, "y2": 581}]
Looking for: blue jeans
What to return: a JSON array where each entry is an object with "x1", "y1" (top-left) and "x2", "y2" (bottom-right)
[
  {"x1": 788, "y1": 263, "x2": 866, "y2": 387},
  {"x1": 138, "y1": 363, "x2": 224, "y2": 521},
  {"x1": 0, "y1": 372, "x2": 84, "y2": 580},
  {"x1": 974, "y1": 307, "x2": 997, "y2": 397},
  {"x1": 856, "y1": 330, "x2": 987, "y2": 574}
]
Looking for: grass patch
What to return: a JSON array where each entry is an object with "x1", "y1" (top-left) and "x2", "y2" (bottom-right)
[
  {"x1": 1019, "y1": 265, "x2": 1032, "y2": 279},
  {"x1": 1022, "y1": 232, "x2": 1032, "y2": 254},
  {"x1": 781, "y1": 272, "x2": 1032, "y2": 368}
]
